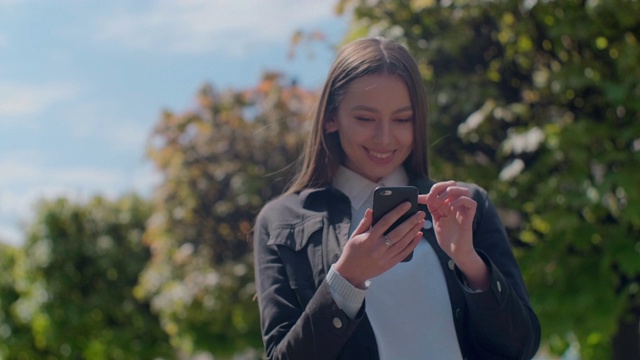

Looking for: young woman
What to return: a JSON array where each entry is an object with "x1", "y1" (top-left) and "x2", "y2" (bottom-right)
[{"x1": 253, "y1": 37, "x2": 540, "y2": 359}]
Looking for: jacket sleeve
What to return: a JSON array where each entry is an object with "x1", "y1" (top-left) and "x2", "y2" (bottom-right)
[
  {"x1": 253, "y1": 206, "x2": 364, "y2": 360},
  {"x1": 456, "y1": 185, "x2": 541, "y2": 359}
]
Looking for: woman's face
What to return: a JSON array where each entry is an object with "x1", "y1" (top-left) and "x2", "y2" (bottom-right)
[{"x1": 325, "y1": 74, "x2": 414, "y2": 183}]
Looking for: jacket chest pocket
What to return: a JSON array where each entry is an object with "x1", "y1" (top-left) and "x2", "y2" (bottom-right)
[{"x1": 267, "y1": 216, "x2": 325, "y2": 309}]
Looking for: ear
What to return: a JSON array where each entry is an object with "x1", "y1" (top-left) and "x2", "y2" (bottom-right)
[{"x1": 324, "y1": 117, "x2": 339, "y2": 133}]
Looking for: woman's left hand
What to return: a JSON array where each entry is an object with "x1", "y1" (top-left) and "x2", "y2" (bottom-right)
[
  {"x1": 419, "y1": 181, "x2": 476, "y2": 260},
  {"x1": 419, "y1": 180, "x2": 489, "y2": 290}
]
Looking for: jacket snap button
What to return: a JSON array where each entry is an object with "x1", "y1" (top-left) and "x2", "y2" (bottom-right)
[
  {"x1": 333, "y1": 317, "x2": 343, "y2": 329},
  {"x1": 423, "y1": 220, "x2": 433, "y2": 230},
  {"x1": 448, "y1": 259, "x2": 455, "y2": 271},
  {"x1": 497, "y1": 281, "x2": 502, "y2": 293}
]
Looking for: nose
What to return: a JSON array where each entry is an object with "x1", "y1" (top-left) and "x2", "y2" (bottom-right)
[{"x1": 373, "y1": 120, "x2": 391, "y2": 145}]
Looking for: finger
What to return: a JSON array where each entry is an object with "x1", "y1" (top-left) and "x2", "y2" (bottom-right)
[
  {"x1": 420, "y1": 181, "x2": 457, "y2": 208},
  {"x1": 418, "y1": 182, "x2": 453, "y2": 205},
  {"x1": 436, "y1": 186, "x2": 471, "y2": 203},
  {"x1": 386, "y1": 211, "x2": 425, "y2": 243},
  {"x1": 370, "y1": 201, "x2": 413, "y2": 238},
  {"x1": 426, "y1": 181, "x2": 457, "y2": 198},
  {"x1": 450, "y1": 197, "x2": 477, "y2": 227},
  {"x1": 387, "y1": 218, "x2": 424, "y2": 250},
  {"x1": 353, "y1": 208, "x2": 373, "y2": 236},
  {"x1": 390, "y1": 231, "x2": 422, "y2": 263},
  {"x1": 450, "y1": 197, "x2": 477, "y2": 211},
  {"x1": 424, "y1": 184, "x2": 471, "y2": 218}
]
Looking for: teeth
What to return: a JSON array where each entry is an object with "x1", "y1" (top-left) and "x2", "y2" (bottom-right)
[{"x1": 369, "y1": 150, "x2": 392, "y2": 159}]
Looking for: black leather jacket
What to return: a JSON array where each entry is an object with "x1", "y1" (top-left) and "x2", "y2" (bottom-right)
[{"x1": 253, "y1": 177, "x2": 540, "y2": 359}]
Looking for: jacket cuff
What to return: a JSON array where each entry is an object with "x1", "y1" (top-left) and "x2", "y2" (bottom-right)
[
  {"x1": 326, "y1": 264, "x2": 366, "y2": 319},
  {"x1": 454, "y1": 250, "x2": 508, "y2": 306}
]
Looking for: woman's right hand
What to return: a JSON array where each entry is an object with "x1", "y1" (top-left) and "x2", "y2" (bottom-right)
[{"x1": 334, "y1": 203, "x2": 425, "y2": 288}]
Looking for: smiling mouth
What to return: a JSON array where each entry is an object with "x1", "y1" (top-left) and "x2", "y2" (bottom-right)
[{"x1": 367, "y1": 148, "x2": 394, "y2": 159}]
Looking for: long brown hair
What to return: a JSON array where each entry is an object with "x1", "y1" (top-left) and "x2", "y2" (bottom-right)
[{"x1": 285, "y1": 37, "x2": 429, "y2": 194}]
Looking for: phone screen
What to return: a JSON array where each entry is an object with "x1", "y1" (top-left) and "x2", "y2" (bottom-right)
[{"x1": 372, "y1": 186, "x2": 418, "y2": 262}]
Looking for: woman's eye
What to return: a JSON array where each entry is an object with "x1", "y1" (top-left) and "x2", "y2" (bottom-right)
[
  {"x1": 355, "y1": 116, "x2": 373, "y2": 122},
  {"x1": 396, "y1": 117, "x2": 413, "y2": 123}
]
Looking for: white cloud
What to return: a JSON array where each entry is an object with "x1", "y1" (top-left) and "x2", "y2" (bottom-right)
[
  {"x1": 0, "y1": 154, "x2": 125, "y2": 215},
  {"x1": 105, "y1": 121, "x2": 151, "y2": 154},
  {"x1": 131, "y1": 163, "x2": 162, "y2": 196},
  {"x1": 0, "y1": 184, "x2": 74, "y2": 247},
  {"x1": 48, "y1": 169, "x2": 124, "y2": 192},
  {"x1": 0, "y1": 82, "x2": 80, "y2": 118},
  {"x1": 0, "y1": 152, "x2": 157, "y2": 246},
  {"x1": 96, "y1": 0, "x2": 338, "y2": 55},
  {"x1": 0, "y1": 222, "x2": 23, "y2": 247},
  {"x1": 64, "y1": 102, "x2": 104, "y2": 138},
  {"x1": 0, "y1": 183, "x2": 107, "y2": 247},
  {"x1": 62, "y1": 101, "x2": 152, "y2": 154},
  {"x1": 0, "y1": 32, "x2": 7, "y2": 48},
  {"x1": 0, "y1": 153, "x2": 41, "y2": 187},
  {"x1": 0, "y1": 186, "x2": 70, "y2": 232}
]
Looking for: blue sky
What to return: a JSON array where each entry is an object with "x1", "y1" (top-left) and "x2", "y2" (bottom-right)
[{"x1": 0, "y1": 0, "x2": 349, "y2": 246}]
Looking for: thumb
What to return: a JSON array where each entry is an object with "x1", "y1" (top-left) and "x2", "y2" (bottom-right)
[{"x1": 352, "y1": 208, "x2": 373, "y2": 236}]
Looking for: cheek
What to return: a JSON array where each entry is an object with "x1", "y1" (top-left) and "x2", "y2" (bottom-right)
[
  {"x1": 336, "y1": 130, "x2": 350, "y2": 147},
  {"x1": 400, "y1": 127, "x2": 415, "y2": 147},
  {"x1": 339, "y1": 127, "x2": 367, "y2": 146}
]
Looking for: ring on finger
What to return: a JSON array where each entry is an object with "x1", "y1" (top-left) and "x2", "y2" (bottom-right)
[{"x1": 383, "y1": 235, "x2": 393, "y2": 248}]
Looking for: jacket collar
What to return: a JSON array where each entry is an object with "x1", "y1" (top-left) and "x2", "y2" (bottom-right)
[{"x1": 298, "y1": 186, "x2": 350, "y2": 212}]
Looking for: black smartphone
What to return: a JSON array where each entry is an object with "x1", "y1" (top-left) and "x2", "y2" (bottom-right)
[{"x1": 372, "y1": 186, "x2": 419, "y2": 262}]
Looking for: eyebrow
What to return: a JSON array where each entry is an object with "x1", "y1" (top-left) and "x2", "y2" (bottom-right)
[{"x1": 349, "y1": 105, "x2": 413, "y2": 114}]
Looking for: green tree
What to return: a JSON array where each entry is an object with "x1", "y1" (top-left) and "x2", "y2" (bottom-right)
[
  {"x1": 137, "y1": 73, "x2": 317, "y2": 357},
  {"x1": 8, "y1": 194, "x2": 171, "y2": 360},
  {"x1": 1, "y1": 243, "x2": 47, "y2": 359},
  {"x1": 337, "y1": 0, "x2": 640, "y2": 358}
]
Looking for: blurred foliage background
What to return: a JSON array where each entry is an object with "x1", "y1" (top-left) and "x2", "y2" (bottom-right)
[{"x1": 1, "y1": 0, "x2": 639, "y2": 359}]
